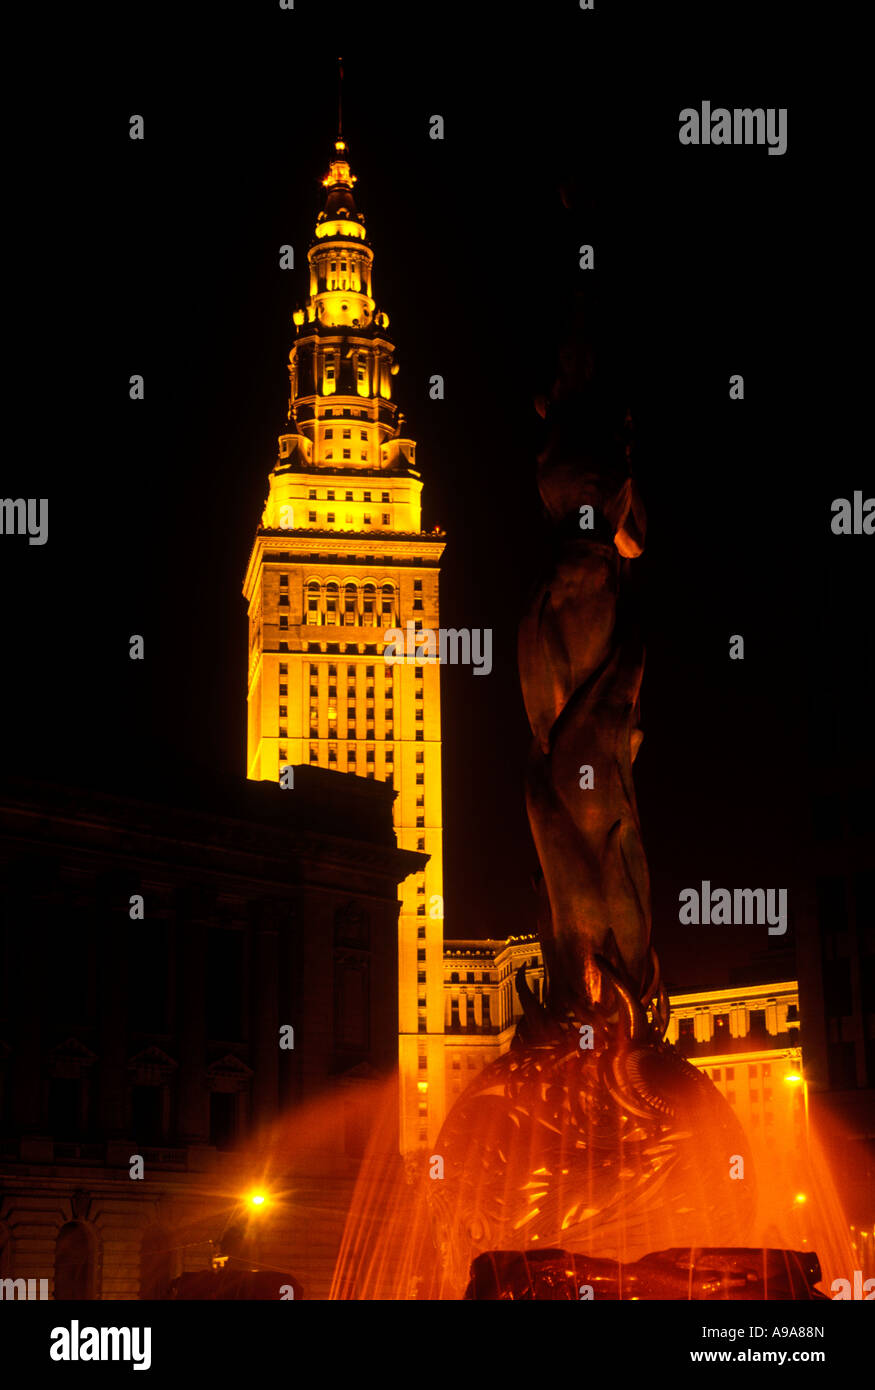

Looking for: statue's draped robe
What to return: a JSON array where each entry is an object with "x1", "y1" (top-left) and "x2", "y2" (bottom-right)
[{"x1": 518, "y1": 387, "x2": 650, "y2": 1013}]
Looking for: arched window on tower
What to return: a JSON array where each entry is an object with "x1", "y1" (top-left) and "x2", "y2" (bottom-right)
[
  {"x1": 381, "y1": 584, "x2": 395, "y2": 624},
  {"x1": 325, "y1": 582, "x2": 339, "y2": 626},
  {"x1": 362, "y1": 584, "x2": 376, "y2": 626},
  {"x1": 344, "y1": 583, "x2": 358, "y2": 626},
  {"x1": 307, "y1": 580, "x2": 321, "y2": 626}
]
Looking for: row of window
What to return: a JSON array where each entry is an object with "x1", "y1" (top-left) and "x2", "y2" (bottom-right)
[
  {"x1": 676, "y1": 1009, "x2": 783, "y2": 1037},
  {"x1": 306, "y1": 662, "x2": 423, "y2": 681},
  {"x1": 303, "y1": 728, "x2": 426, "y2": 740},
  {"x1": 305, "y1": 714, "x2": 424, "y2": 727},
  {"x1": 313, "y1": 663, "x2": 405, "y2": 676},
  {"x1": 288, "y1": 724, "x2": 423, "y2": 742},
  {"x1": 306, "y1": 685, "x2": 422, "y2": 697},
  {"x1": 304, "y1": 744, "x2": 426, "y2": 766},
  {"x1": 303, "y1": 684, "x2": 422, "y2": 697},
  {"x1": 710, "y1": 1064, "x2": 773, "y2": 1081},
  {"x1": 304, "y1": 668, "x2": 424, "y2": 709},
  {"x1": 308, "y1": 482, "x2": 389, "y2": 497},
  {"x1": 302, "y1": 745, "x2": 427, "y2": 790},
  {"x1": 307, "y1": 662, "x2": 423, "y2": 678},
  {"x1": 449, "y1": 997, "x2": 494, "y2": 1023},
  {"x1": 309, "y1": 509, "x2": 392, "y2": 523},
  {"x1": 306, "y1": 680, "x2": 421, "y2": 700},
  {"x1": 306, "y1": 706, "x2": 424, "y2": 719},
  {"x1": 277, "y1": 617, "x2": 427, "y2": 634},
  {"x1": 303, "y1": 579, "x2": 422, "y2": 595},
  {"x1": 297, "y1": 642, "x2": 425, "y2": 655},
  {"x1": 305, "y1": 683, "x2": 409, "y2": 696},
  {"x1": 278, "y1": 581, "x2": 424, "y2": 597},
  {"x1": 311, "y1": 583, "x2": 392, "y2": 617},
  {"x1": 321, "y1": 361, "x2": 379, "y2": 389},
  {"x1": 295, "y1": 400, "x2": 373, "y2": 417},
  {"x1": 303, "y1": 746, "x2": 426, "y2": 785},
  {"x1": 318, "y1": 257, "x2": 365, "y2": 286}
]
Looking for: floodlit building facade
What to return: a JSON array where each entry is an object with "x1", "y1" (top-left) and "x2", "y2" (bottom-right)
[{"x1": 243, "y1": 136, "x2": 446, "y2": 1152}]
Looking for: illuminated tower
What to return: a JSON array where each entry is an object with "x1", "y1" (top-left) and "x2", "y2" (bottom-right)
[{"x1": 242, "y1": 135, "x2": 446, "y2": 1154}]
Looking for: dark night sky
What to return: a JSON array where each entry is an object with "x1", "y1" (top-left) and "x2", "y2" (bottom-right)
[{"x1": 4, "y1": 5, "x2": 866, "y2": 990}]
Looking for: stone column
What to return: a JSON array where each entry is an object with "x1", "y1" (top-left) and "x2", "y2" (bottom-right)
[{"x1": 694, "y1": 1009, "x2": 713, "y2": 1044}]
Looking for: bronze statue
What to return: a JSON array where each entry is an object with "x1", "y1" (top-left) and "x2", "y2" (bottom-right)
[
  {"x1": 427, "y1": 278, "x2": 756, "y2": 1297},
  {"x1": 518, "y1": 325, "x2": 660, "y2": 1025}
]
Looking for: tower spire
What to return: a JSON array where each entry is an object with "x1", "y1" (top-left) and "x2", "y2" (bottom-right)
[{"x1": 337, "y1": 55, "x2": 343, "y2": 139}]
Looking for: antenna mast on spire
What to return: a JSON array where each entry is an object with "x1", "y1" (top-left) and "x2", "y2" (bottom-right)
[{"x1": 337, "y1": 56, "x2": 343, "y2": 138}]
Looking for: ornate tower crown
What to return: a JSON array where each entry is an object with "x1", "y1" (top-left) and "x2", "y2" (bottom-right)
[
  {"x1": 272, "y1": 133, "x2": 418, "y2": 525},
  {"x1": 316, "y1": 138, "x2": 364, "y2": 234},
  {"x1": 301, "y1": 138, "x2": 376, "y2": 335}
]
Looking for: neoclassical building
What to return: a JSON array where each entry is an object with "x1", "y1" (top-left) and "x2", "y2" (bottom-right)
[{"x1": 0, "y1": 769, "x2": 421, "y2": 1299}]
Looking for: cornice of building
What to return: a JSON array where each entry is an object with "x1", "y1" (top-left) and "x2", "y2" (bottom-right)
[
  {"x1": 0, "y1": 778, "x2": 424, "y2": 893},
  {"x1": 691, "y1": 1046, "x2": 801, "y2": 1068},
  {"x1": 670, "y1": 981, "x2": 799, "y2": 1008},
  {"x1": 444, "y1": 934, "x2": 538, "y2": 959},
  {"x1": 293, "y1": 321, "x2": 394, "y2": 345},
  {"x1": 253, "y1": 529, "x2": 446, "y2": 550}
]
